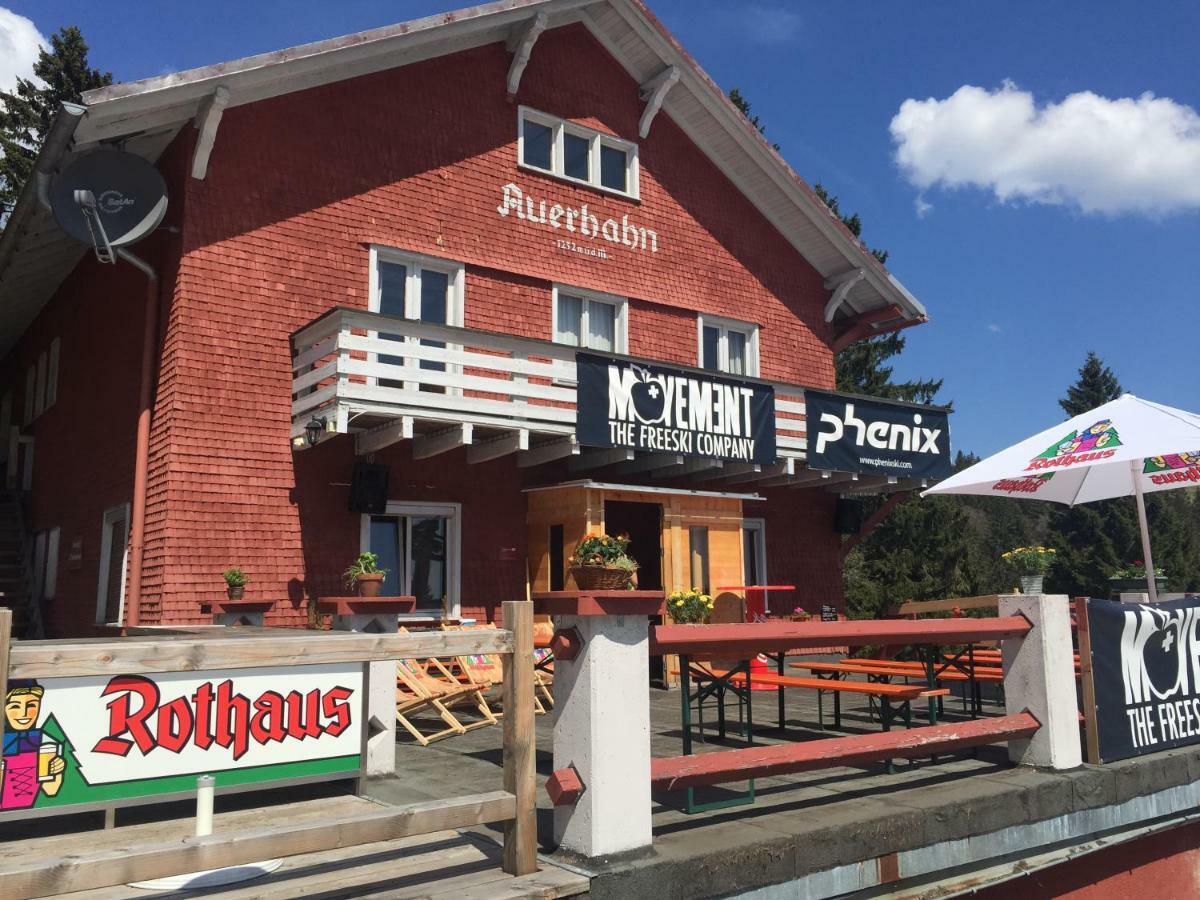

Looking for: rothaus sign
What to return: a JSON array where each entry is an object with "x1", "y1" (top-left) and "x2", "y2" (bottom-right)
[
  {"x1": 576, "y1": 353, "x2": 776, "y2": 465},
  {"x1": 805, "y1": 389, "x2": 952, "y2": 480},
  {"x1": 1087, "y1": 596, "x2": 1200, "y2": 763},
  {"x1": 0, "y1": 664, "x2": 362, "y2": 818}
]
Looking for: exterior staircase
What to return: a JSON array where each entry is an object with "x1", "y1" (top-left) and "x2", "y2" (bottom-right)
[{"x1": 0, "y1": 491, "x2": 40, "y2": 639}]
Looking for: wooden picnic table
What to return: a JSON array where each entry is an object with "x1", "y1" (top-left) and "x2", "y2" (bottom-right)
[{"x1": 792, "y1": 660, "x2": 1003, "y2": 683}]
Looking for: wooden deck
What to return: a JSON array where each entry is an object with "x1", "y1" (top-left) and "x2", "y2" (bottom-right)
[{"x1": 2, "y1": 795, "x2": 587, "y2": 900}]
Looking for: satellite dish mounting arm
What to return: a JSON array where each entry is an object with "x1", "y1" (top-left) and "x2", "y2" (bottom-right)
[{"x1": 73, "y1": 189, "x2": 115, "y2": 265}]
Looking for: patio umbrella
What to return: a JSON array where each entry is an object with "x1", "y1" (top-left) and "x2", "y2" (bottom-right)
[{"x1": 922, "y1": 394, "x2": 1200, "y2": 600}]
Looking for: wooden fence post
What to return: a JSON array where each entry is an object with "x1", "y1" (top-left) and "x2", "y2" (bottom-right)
[
  {"x1": 0, "y1": 607, "x2": 10, "y2": 754},
  {"x1": 1075, "y1": 596, "x2": 1101, "y2": 764},
  {"x1": 501, "y1": 600, "x2": 537, "y2": 876}
]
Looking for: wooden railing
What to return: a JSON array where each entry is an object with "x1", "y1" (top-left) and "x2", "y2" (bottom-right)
[
  {"x1": 290, "y1": 307, "x2": 808, "y2": 457},
  {"x1": 0, "y1": 602, "x2": 538, "y2": 897},
  {"x1": 646, "y1": 615, "x2": 1041, "y2": 789}
]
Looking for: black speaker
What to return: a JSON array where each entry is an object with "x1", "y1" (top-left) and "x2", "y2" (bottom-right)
[
  {"x1": 349, "y1": 463, "x2": 389, "y2": 514},
  {"x1": 835, "y1": 497, "x2": 864, "y2": 535}
]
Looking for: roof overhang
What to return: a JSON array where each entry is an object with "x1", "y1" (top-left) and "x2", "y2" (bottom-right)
[
  {"x1": 523, "y1": 479, "x2": 763, "y2": 501},
  {"x1": 0, "y1": 0, "x2": 928, "y2": 356}
]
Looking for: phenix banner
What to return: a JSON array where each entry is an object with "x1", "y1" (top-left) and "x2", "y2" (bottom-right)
[
  {"x1": 575, "y1": 353, "x2": 776, "y2": 465},
  {"x1": 1, "y1": 664, "x2": 362, "y2": 818},
  {"x1": 1087, "y1": 597, "x2": 1200, "y2": 763},
  {"x1": 806, "y1": 389, "x2": 952, "y2": 480}
]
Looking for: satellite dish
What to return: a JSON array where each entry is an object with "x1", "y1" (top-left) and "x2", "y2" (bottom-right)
[{"x1": 49, "y1": 150, "x2": 168, "y2": 262}]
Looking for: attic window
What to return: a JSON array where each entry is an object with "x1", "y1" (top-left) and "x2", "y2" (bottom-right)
[{"x1": 518, "y1": 107, "x2": 639, "y2": 200}]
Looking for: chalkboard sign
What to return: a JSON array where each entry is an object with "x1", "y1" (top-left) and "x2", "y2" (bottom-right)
[{"x1": 820, "y1": 605, "x2": 838, "y2": 622}]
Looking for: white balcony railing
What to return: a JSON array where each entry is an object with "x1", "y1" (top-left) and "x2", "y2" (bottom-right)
[{"x1": 291, "y1": 308, "x2": 807, "y2": 466}]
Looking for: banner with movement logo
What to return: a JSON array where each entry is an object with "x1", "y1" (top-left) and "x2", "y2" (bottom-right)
[
  {"x1": 575, "y1": 353, "x2": 776, "y2": 465},
  {"x1": 1, "y1": 664, "x2": 362, "y2": 818},
  {"x1": 806, "y1": 389, "x2": 952, "y2": 479},
  {"x1": 1087, "y1": 596, "x2": 1200, "y2": 762}
]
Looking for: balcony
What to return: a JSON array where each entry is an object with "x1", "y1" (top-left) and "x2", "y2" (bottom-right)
[{"x1": 290, "y1": 308, "x2": 907, "y2": 493}]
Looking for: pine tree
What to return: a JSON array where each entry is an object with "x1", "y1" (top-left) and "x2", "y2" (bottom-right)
[
  {"x1": 835, "y1": 333, "x2": 943, "y2": 404},
  {"x1": 0, "y1": 26, "x2": 111, "y2": 222},
  {"x1": 1059, "y1": 351, "x2": 1123, "y2": 417},
  {"x1": 1047, "y1": 352, "x2": 1136, "y2": 596},
  {"x1": 727, "y1": 87, "x2": 780, "y2": 152}
]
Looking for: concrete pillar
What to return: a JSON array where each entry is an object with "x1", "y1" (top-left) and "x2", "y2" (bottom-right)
[
  {"x1": 553, "y1": 613, "x2": 652, "y2": 857},
  {"x1": 1000, "y1": 594, "x2": 1082, "y2": 769},
  {"x1": 328, "y1": 610, "x2": 399, "y2": 778}
]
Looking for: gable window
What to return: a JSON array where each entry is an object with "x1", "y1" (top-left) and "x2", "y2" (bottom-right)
[
  {"x1": 698, "y1": 314, "x2": 759, "y2": 377},
  {"x1": 552, "y1": 285, "x2": 628, "y2": 354},
  {"x1": 518, "y1": 107, "x2": 639, "y2": 199},
  {"x1": 361, "y1": 502, "x2": 460, "y2": 617},
  {"x1": 369, "y1": 247, "x2": 464, "y2": 392}
]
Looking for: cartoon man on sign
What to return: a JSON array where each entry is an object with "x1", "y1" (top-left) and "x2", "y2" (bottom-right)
[{"x1": 2, "y1": 680, "x2": 66, "y2": 810}]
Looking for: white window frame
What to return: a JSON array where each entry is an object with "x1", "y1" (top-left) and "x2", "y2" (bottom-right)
[
  {"x1": 96, "y1": 502, "x2": 131, "y2": 626},
  {"x1": 517, "y1": 106, "x2": 640, "y2": 200},
  {"x1": 359, "y1": 501, "x2": 462, "y2": 619},
  {"x1": 22, "y1": 365, "x2": 35, "y2": 426},
  {"x1": 34, "y1": 351, "x2": 47, "y2": 417},
  {"x1": 551, "y1": 284, "x2": 629, "y2": 354},
  {"x1": 367, "y1": 246, "x2": 465, "y2": 394},
  {"x1": 697, "y1": 313, "x2": 760, "y2": 377},
  {"x1": 44, "y1": 526, "x2": 60, "y2": 601},
  {"x1": 45, "y1": 338, "x2": 60, "y2": 410},
  {"x1": 742, "y1": 516, "x2": 768, "y2": 586}
]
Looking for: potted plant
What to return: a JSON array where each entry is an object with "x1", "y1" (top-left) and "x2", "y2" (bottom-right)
[
  {"x1": 1001, "y1": 546, "x2": 1056, "y2": 594},
  {"x1": 1109, "y1": 560, "x2": 1167, "y2": 594},
  {"x1": 667, "y1": 588, "x2": 712, "y2": 624},
  {"x1": 569, "y1": 533, "x2": 638, "y2": 591},
  {"x1": 344, "y1": 551, "x2": 388, "y2": 597},
  {"x1": 790, "y1": 607, "x2": 811, "y2": 622},
  {"x1": 222, "y1": 568, "x2": 249, "y2": 600}
]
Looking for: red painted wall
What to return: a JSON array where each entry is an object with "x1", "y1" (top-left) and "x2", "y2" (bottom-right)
[
  {"x1": 972, "y1": 820, "x2": 1200, "y2": 898},
  {"x1": 7, "y1": 23, "x2": 846, "y2": 630}
]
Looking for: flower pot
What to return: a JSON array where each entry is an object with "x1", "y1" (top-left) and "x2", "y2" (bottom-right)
[
  {"x1": 1019, "y1": 575, "x2": 1045, "y2": 594},
  {"x1": 226, "y1": 585, "x2": 245, "y2": 601},
  {"x1": 1109, "y1": 576, "x2": 1168, "y2": 594},
  {"x1": 356, "y1": 572, "x2": 385, "y2": 597},
  {"x1": 570, "y1": 565, "x2": 633, "y2": 591}
]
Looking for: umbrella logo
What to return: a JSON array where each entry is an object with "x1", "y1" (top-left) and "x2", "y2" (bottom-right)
[
  {"x1": 1144, "y1": 452, "x2": 1200, "y2": 486},
  {"x1": 1026, "y1": 419, "x2": 1122, "y2": 472},
  {"x1": 992, "y1": 473, "x2": 1054, "y2": 494}
]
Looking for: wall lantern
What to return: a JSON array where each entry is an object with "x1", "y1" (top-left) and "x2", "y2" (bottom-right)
[{"x1": 305, "y1": 416, "x2": 327, "y2": 448}]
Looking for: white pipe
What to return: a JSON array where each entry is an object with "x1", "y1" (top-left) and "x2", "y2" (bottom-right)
[
  {"x1": 1131, "y1": 460, "x2": 1158, "y2": 602},
  {"x1": 195, "y1": 774, "x2": 215, "y2": 837}
]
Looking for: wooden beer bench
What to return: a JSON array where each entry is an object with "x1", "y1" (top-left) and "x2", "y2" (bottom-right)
[{"x1": 673, "y1": 664, "x2": 950, "y2": 734}]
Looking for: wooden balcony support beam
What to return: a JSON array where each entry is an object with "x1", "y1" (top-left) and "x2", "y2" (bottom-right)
[
  {"x1": 412, "y1": 423, "x2": 472, "y2": 460},
  {"x1": 518, "y1": 435, "x2": 579, "y2": 468},
  {"x1": 613, "y1": 453, "x2": 683, "y2": 476},
  {"x1": 467, "y1": 429, "x2": 529, "y2": 464},
  {"x1": 354, "y1": 416, "x2": 413, "y2": 456},
  {"x1": 569, "y1": 447, "x2": 635, "y2": 471}
]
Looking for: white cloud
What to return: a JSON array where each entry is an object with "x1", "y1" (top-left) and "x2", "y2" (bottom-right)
[
  {"x1": 890, "y1": 81, "x2": 1200, "y2": 217},
  {"x1": 739, "y1": 5, "x2": 802, "y2": 45},
  {"x1": 0, "y1": 8, "x2": 45, "y2": 93},
  {"x1": 988, "y1": 323, "x2": 1002, "y2": 334},
  {"x1": 914, "y1": 195, "x2": 933, "y2": 218}
]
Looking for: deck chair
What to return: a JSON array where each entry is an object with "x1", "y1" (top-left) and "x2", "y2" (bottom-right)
[
  {"x1": 533, "y1": 614, "x2": 555, "y2": 709},
  {"x1": 395, "y1": 640, "x2": 497, "y2": 746},
  {"x1": 442, "y1": 622, "x2": 549, "y2": 715}
]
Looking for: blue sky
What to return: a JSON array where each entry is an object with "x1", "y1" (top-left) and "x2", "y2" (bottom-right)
[{"x1": 6, "y1": 1, "x2": 1198, "y2": 457}]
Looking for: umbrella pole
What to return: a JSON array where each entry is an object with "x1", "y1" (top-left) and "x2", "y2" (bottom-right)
[{"x1": 1130, "y1": 460, "x2": 1159, "y2": 602}]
